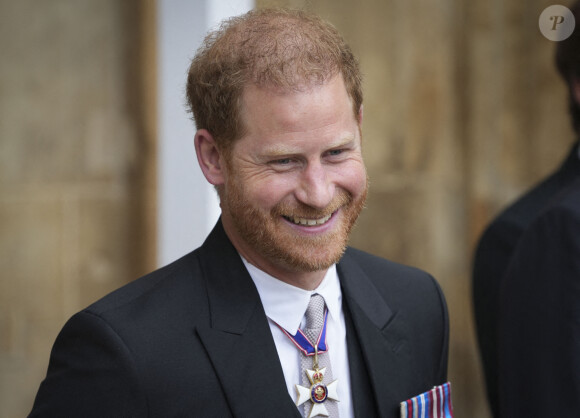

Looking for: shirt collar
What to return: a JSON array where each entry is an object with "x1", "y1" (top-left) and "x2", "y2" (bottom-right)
[{"x1": 241, "y1": 257, "x2": 342, "y2": 335}]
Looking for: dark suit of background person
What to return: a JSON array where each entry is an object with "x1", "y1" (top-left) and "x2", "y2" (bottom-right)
[
  {"x1": 498, "y1": 177, "x2": 580, "y2": 417},
  {"x1": 472, "y1": 142, "x2": 580, "y2": 417},
  {"x1": 472, "y1": 2, "x2": 580, "y2": 416},
  {"x1": 29, "y1": 220, "x2": 448, "y2": 417}
]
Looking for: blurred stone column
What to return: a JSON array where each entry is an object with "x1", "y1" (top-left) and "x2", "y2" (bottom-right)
[
  {"x1": 467, "y1": 0, "x2": 573, "y2": 243},
  {"x1": 0, "y1": 1, "x2": 156, "y2": 416}
]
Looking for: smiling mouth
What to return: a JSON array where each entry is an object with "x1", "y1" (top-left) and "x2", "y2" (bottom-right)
[{"x1": 283, "y1": 212, "x2": 333, "y2": 226}]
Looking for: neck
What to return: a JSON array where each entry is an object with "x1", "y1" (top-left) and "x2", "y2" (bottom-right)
[
  {"x1": 221, "y1": 215, "x2": 330, "y2": 290},
  {"x1": 244, "y1": 255, "x2": 328, "y2": 290}
]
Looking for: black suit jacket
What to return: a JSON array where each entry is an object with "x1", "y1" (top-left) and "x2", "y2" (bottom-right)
[
  {"x1": 498, "y1": 178, "x2": 580, "y2": 417},
  {"x1": 30, "y1": 220, "x2": 448, "y2": 417},
  {"x1": 472, "y1": 141, "x2": 580, "y2": 417}
]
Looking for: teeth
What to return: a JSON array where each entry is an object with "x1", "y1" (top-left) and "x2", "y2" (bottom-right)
[{"x1": 290, "y1": 214, "x2": 332, "y2": 226}]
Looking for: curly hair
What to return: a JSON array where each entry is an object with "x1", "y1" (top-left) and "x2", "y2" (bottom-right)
[
  {"x1": 555, "y1": 1, "x2": 580, "y2": 133},
  {"x1": 186, "y1": 8, "x2": 363, "y2": 153}
]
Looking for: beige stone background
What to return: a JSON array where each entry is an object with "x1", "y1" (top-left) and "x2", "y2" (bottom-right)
[{"x1": 0, "y1": 0, "x2": 575, "y2": 417}]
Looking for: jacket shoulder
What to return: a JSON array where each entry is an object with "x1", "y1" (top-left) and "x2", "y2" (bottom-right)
[
  {"x1": 343, "y1": 247, "x2": 438, "y2": 289},
  {"x1": 84, "y1": 249, "x2": 206, "y2": 321},
  {"x1": 341, "y1": 247, "x2": 447, "y2": 325}
]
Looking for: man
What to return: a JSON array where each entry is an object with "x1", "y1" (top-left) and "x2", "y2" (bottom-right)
[
  {"x1": 30, "y1": 9, "x2": 449, "y2": 417},
  {"x1": 472, "y1": 2, "x2": 580, "y2": 416}
]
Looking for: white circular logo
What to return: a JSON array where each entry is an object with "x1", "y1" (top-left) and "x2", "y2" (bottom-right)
[{"x1": 539, "y1": 5, "x2": 575, "y2": 41}]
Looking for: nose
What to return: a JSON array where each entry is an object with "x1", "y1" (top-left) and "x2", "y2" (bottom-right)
[{"x1": 294, "y1": 161, "x2": 334, "y2": 210}]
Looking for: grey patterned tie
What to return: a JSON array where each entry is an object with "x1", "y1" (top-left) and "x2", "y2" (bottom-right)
[{"x1": 299, "y1": 293, "x2": 340, "y2": 418}]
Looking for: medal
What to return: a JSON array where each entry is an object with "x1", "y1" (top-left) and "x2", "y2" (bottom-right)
[
  {"x1": 295, "y1": 347, "x2": 339, "y2": 417},
  {"x1": 277, "y1": 309, "x2": 340, "y2": 417}
]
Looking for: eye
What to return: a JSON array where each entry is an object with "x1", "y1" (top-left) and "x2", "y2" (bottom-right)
[
  {"x1": 328, "y1": 149, "x2": 344, "y2": 156},
  {"x1": 268, "y1": 157, "x2": 298, "y2": 170}
]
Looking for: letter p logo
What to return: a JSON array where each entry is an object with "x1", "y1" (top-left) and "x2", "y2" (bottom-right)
[
  {"x1": 550, "y1": 15, "x2": 565, "y2": 30},
  {"x1": 539, "y1": 5, "x2": 575, "y2": 41}
]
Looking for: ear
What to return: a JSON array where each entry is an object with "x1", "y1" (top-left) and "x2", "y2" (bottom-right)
[
  {"x1": 573, "y1": 78, "x2": 580, "y2": 106},
  {"x1": 194, "y1": 129, "x2": 226, "y2": 186},
  {"x1": 358, "y1": 104, "x2": 364, "y2": 125}
]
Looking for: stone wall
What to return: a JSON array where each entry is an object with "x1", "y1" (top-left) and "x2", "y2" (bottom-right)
[{"x1": 0, "y1": 1, "x2": 156, "y2": 416}]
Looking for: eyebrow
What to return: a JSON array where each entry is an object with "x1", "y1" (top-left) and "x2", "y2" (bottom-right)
[{"x1": 260, "y1": 136, "x2": 357, "y2": 157}]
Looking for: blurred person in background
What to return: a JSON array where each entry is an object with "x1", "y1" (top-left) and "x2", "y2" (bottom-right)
[{"x1": 472, "y1": 2, "x2": 580, "y2": 416}]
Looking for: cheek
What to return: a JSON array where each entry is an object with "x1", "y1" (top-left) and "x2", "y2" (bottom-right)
[
  {"x1": 334, "y1": 163, "x2": 367, "y2": 196},
  {"x1": 245, "y1": 176, "x2": 297, "y2": 209}
]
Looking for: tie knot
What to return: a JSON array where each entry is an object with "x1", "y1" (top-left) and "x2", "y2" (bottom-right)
[{"x1": 304, "y1": 293, "x2": 326, "y2": 333}]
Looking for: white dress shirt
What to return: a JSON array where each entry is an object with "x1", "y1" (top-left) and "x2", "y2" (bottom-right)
[{"x1": 242, "y1": 257, "x2": 354, "y2": 418}]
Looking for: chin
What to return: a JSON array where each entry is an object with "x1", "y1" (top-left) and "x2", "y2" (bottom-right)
[{"x1": 272, "y1": 240, "x2": 347, "y2": 273}]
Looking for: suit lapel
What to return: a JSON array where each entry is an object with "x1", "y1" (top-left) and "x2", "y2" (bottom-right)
[
  {"x1": 195, "y1": 221, "x2": 300, "y2": 417},
  {"x1": 343, "y1": 300, "x2": 380, "y2": 417},
  {"x1": 338, "y1": 250, "x2": 410, "y2": 417}
]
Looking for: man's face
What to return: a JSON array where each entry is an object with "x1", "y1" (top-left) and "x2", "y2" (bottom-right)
[{"x1": 220, "y1": 75, "x2": 368, "y2": 280}]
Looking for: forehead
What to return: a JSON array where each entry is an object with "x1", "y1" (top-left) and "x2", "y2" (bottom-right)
[{"x1": 238, "y1": 76, "x2": 357, "y2": 141}]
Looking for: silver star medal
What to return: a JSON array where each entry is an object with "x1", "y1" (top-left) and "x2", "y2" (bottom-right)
[{"x1": 295, "y1": 352, "x2": 339, "y2": 418}]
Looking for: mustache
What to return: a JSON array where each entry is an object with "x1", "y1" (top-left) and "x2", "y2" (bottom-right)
[{"x1": 271, "y1": 189, "x2": 352, "y2": 219}]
